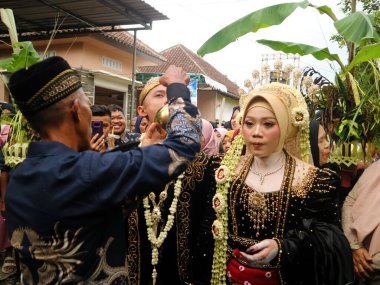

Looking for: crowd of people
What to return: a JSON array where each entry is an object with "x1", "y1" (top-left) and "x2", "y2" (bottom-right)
[{"x1": 0, "y1": 56, "x2": 379, "y2": 285}]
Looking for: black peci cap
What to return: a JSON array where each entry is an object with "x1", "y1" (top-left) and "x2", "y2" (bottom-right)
[{"x1": 8, "y1": 56, "x2": 82, "y2": 117}]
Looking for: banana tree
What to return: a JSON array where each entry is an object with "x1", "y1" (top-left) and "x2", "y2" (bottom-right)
[
  {"x1": 198, "y1": 1, "x2": 380, "y2": 69},
  {"x1": 197, "y1": 0, "x2": 380, "y2": 160},
  {"x1": 0, "y1": 8, "x2": 41, "y2": 167}
]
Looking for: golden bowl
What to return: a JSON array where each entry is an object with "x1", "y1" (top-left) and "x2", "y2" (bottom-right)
[{"x1": 154, "y1": 104, "x2": 169, "y2": 130}]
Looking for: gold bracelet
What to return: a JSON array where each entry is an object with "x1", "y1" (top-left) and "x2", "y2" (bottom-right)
[{"x1": 272, "y1": 238, "x2": 282, "y2": 267}]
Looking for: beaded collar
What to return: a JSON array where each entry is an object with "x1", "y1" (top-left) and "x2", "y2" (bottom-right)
[{"x1": 229, "y1": 152, "x2": 295, "y2": 239}]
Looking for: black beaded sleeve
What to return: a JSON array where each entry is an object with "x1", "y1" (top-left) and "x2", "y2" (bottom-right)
[{"x1": 280, "y1": 168, "x2": 355, "y2": 285}]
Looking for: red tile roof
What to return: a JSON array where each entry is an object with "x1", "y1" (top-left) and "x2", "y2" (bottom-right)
[
  {"x1": 9, "y1": 30, "x2": 167, "y2": 64},
  {"x1": 104, "y1": 32, "x2": 167, "y2": 63},
  {"x1": 138, "y1": 44, "x2": 240, "y2": 95}
]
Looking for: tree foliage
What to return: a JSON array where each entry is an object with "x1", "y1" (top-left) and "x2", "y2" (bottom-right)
[{"x1": 197, "y1": 0, "x2": 380, "y2": 157}]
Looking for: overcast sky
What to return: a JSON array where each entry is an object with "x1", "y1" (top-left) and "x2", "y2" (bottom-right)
[{"x1": 137, "y1": 0, "x2": 347, "y2": 88}]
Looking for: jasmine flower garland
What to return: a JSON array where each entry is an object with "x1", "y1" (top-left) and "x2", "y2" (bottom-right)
[
  {"x1": 212, "y1": 193, "x2": 226, "y2": 213},
  {"x1": 211, "y1": 134, "x2": 245, "y2": 285},
  {"x1": 291, "y1": 88, "x2": 310, "y2": 162},
  {"x1": 143, "y1": 173, "x2": 184, "y2": 285}
]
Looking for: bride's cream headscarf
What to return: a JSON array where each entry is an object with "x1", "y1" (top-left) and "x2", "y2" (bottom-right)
[{"x1": 240, "y1": 82, "x2": 310, "y2": 161}]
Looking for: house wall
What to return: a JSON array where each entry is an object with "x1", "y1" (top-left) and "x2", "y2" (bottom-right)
[
  {"x1": 197, "y1": 90, "x2": 216, "y2": 122},
  {"x1": 195, "y1": 90, "x2": 239, "y2": 124},
  {"x1": 0, "y1": 35, "x2": 156, "y2": 108},
  {"x1": 33, "y1": 37, "x2": 141, "y2": 78},
  {"x1": 33, "y1": 39, "x2": 85, "y2": 67},
  {"x1": 215, "y1": 95, "x2": 239, "y2": 125}
]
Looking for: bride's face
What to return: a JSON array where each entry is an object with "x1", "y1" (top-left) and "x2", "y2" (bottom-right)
[{"x1": 242, "y1": 106, "x2": 281, "y2": 157}]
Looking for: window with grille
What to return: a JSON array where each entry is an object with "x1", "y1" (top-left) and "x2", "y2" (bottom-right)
[{"x1": 101, "y1": 56, "x2": 122, "y2": 71}]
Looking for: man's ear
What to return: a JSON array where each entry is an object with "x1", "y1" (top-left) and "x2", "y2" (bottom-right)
[
  {"x1": 71, "y1": 98, "x2": 81, "y2": 122},
  {"x1": 137, "y1": 105, "x2": 147, "y2": 117}
]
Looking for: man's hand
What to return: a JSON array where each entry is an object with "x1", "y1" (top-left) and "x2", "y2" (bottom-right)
[
  {"x1": 90, "y1": 133, "x2": 106, "y2": 152},
  {"x1": 238, "y1": 239, "x2": 279, "y2": 265},
  {"x1": 140, "y1": 123, "x2": 166, "y2": 147},
  {"x1": 353, "y1": 247, "x2": 374, "y2": 281},
  {"x1": 159, "y1": 65, "x2": 189, "y2": 86}
]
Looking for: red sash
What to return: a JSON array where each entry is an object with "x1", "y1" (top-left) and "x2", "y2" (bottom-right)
[{"x1": 227, "y1": 258, "x2": 280, "y2": 285}]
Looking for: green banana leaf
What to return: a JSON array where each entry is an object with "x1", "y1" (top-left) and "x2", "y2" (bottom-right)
[
  {"x1": 256, "y1": 39, "x2": 341, "y2": 63},
  {"x1": 346, "y1": 43, "x2": 380, "y2": 71},
  {"x1": 197, "y1": 0, "x2": 310, "y2": 56},
  {"x1": 312, "y1": 4, "x2": 338, "y2": 21},
  {"x1": 334, "y1": 12, "x2": 380, "y2": 45},
  {"x1": 0, "y1": 8, "x2": 18, "y2": 48},
  {"x1": 0, "y1": 41, "x2": 40, "y2": 72}
]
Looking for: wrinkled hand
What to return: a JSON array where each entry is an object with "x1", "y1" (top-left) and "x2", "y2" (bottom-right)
[
  {"x1": 140, "y1": 123, "x2": 165, "y2": 147},
  {"x1": 90, "y1": 133, "x2": 106, "y2": 152},
  {"x1": 159, "y1": 65, "x2": 189, "y2": 86},
  {"x1": 353, "y1": 247, "x2": 374, "y2": 281},
  {"x1": 238, "y1": 239, "x2": 278, "y2": 266}
]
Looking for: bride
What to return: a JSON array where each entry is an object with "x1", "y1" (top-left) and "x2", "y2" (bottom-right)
[{"x1": 211, "y1": 83, "x2": 354, "y2": 285}]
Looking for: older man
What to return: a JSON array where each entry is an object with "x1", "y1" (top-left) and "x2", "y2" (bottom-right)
[{"x1": 5, "y1": 56, "x2": 201, "y2": 285}]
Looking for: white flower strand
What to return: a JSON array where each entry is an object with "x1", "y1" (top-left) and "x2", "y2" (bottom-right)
[
  {"x1": 143, "y1": 173, "x2": 184, "y2": 285},
  {"x1": 211, "y1": 134, "x2": 245, "y2": 285}
]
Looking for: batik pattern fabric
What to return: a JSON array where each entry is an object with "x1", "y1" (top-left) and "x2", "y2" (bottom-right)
[
  {"x1": 126, "y1": 152, "x2": 220, "y2": 285},
  {"x1": 6, "y1": 83, "x2": 201, "y2": 285},
  {"x1": 227, "y1": 153, "x2": 354, "y2": 285},
  {"x1": 114, "y1": 132, "x2": 141, "y2": 149}
]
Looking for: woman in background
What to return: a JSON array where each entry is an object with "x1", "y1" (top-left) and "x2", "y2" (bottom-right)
[
  {"x1": 225, "y1": 106, "x2": 240, "y2": 130},
  {"x1": 309, "y1": 120, "x2": 331, "y2": 167},
  {"x1": 214, "y1": 127, "x2": 228, "y2": 145},
  {"x1": 219, "y1": 130, "x2": 235, "y2": 154},
  {"x1": 201, "y1": 119, "x2": 219, "y2": 157},
  {"x1": 342, "y1": 160, "x2": 380, "y2": 285}
]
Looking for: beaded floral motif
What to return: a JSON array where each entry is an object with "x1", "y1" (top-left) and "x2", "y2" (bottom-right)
[
  {"x1": 292, "y1": 166, "x2": 317, "y2": 198},
  {"x1": 244, "y1": 191, "x2": 266, "y2": 224},
  {"x1": 230, "y1": 153, "x2": 294, "y2": 239},
  {"x1": 177, "y1": 152, "x2": 210, "y2": 281},
  {"x1": 126, "y1": 210, "x2": 140, "y2": 285}
]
